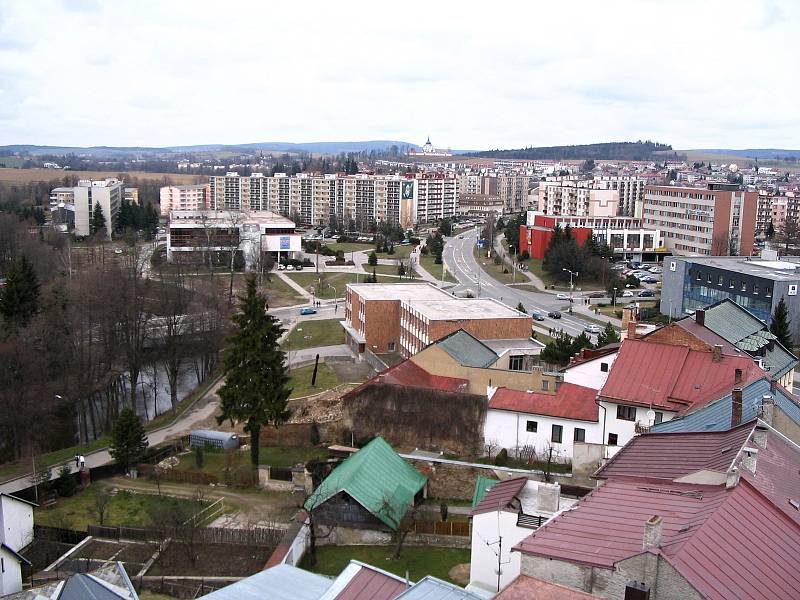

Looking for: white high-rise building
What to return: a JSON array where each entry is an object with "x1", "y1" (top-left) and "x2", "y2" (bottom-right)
[{"x1": 69, "y1": 178, "x2": 124, "y2": 239}]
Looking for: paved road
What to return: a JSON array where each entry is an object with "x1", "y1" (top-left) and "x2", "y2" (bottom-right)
[
  {"x1": 443, "y1": 229, "x2": 612, "y2": 339},
  {"x1": 0, "y1": 378, "x2": 224, "y2": 496}
]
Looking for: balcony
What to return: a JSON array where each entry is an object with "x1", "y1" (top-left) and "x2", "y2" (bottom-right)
[{"x1": 517, "y1": 512, "x2": 545, "y2": 529}]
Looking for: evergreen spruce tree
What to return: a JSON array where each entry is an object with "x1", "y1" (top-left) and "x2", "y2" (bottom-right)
[
  {"x1": 217, "y1": 275, "x2": 291, "y2": 466},
  {"x1": 770, "y1": 297, "x2": 793, "y2": 349},
  {"x1": 90, "y1": 201, "x2": 107, "y2": 237},
  {"x1": 116, "y1": 199, "x2": 131, "y2": 233},
  {"x1": 109, "y1": 408, "x2": 149, "y2": 473},
  {"x1": 0, "y1": 255, "x2": 40, "y2": 327},
  {"x1": 596, "y1": 321, "x2": 621, "y2": 347}
]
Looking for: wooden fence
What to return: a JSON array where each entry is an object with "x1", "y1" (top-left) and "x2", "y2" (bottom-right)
[
  {"x1": 33, "y1": 524, "x2": 88, "y2": 545},
  {"x1": 87, "y1": 524, "x2": 283, "y2": 547},
  {"x1": 412, "y1": 520, "x2": 470, "y2": 537}
]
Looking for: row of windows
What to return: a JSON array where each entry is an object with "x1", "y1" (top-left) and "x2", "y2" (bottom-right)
[
  {"x1": 693, "y1": 272, "x2": 772, "y2": 296},
  {"x1": 526, "y1": 421, "x2": 577, "y2": 443}
]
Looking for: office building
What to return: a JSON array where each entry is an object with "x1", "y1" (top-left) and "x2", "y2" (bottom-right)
[
  {"x1": 160, "y1": 184, "x2": 210, "y2": 215},
  {"x1": 166, "y1": 209, "x2": 300, "y2": 269},
  {"x1": 341, "y1": 283, "x2": 532, "y2": 358},
  {"x1": 642, "y1": 184, "x2": 757, "y2": 256},
  {"x1": 208, "y1": 172, "x2": 457, "y2": 229}
]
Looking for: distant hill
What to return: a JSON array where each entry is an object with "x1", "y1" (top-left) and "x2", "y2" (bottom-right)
[
  {"x1": 471, "y1": 141, "x2": 673, "y2": 161},
  {"x1": 0, "y1": 140, "x2": 420, "y2": 156},
  {"x1": 690, "y1": 148, "x2": 800, "y2": 160}
]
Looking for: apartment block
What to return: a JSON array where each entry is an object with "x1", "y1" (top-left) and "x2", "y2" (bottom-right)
[
  {"x1": 71, "y1": 178, "x2": 124, "y2": 239},
  {"x1": 537, "y1": 180, "x2": 619, "y2": 217},
  {"x1": 342, "y1": 283, "x2": 532, "y2": 358},
  {"x1": 160, "y1": 184, "x2": 210, "y2": 215},
  {"x1": 756, "y1": 191, "x2": 800, "y2": 236},
  {"x1": 642, "y1": 184, "x2": 757, "y2": 256},
  {"x1": 458, "y1": 174, "x2": 535, "y2": 214},
  {"x1": 208, "y1": 172, "x2": 457, "y2": 229}
]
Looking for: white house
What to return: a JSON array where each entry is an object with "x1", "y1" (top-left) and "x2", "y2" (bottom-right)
[
  {"x1": 561, "y1": 349, "x2": 619, "y2": 390},
  {"x1": 467, "y1": 477, "x2": 576, "y2": 597},
  {"x1": 0, "y1": 493, "x2": 35, "y2": 596},
  {"x1": 0, "y1": 543, "x2": 29, "y2": 596},
  {"x1": 484, "y1": 383, "x2": 602, "y2": 463}
]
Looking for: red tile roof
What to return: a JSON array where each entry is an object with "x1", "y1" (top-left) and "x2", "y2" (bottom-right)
[
  {"x1": 494, "y1": 575, "x2": 601, "y2": 599},
  {"x1": 743, "y1": 428, "x2": 800, "y2": 525},
  {"x1": 594, "y1": 422, "x2": 756, "y2": 482},
  {"x1": 488, "y1": 383, "x2": 598, "y2": 422},
  {"x1": 334, "y1": 565, "x2": 408, "y2": 600},
  {"x1": 374, "y1": 359, "x2": 469, "y2": 393},
  {"x1": 515, "y1": 479, "x2": 800, "y2": 600},
  {"x1": 599, "y1": 339, "x2": 762, "y2": 412},
  {"x1": 470, "y1": 477, "x2": 527, "y2": 516}
]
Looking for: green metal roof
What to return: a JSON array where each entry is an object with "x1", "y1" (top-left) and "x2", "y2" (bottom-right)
[
  {"x1": 435, "y1": 330, "x2": 498, "y2": 368},
  {"x1": 304, "y1": 437, "x2": 427, "y2": 530},
  {"x1": 703, "y1": 300, "x2": 764, "y2": 343},
  {"x1": 471, "y1": 476, "x2": 499, "y2": 508}
]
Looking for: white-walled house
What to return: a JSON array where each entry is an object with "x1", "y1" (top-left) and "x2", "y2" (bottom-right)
[
  {"x1": 484, "y1": 383, "x2": 602, "y2": 463},
  {"x1": 467, "y1": 477, "x2": 577, "y2": 597},
  {"x1": 0, "y1": 494, "x2": 35, "y2": 552},
  {"x1": 0, "y1": 493, "x2": 35, "y2": 596},
  {"x1": 562, "y1": 349, "x2": 619, "y2": 390},
  {"x1": 0, "y1": 543, "x2": 29, "y2": 595}
]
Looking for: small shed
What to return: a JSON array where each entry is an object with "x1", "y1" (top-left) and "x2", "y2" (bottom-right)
[
  {"x1": 304, "y1": 436, "x2": 427, "y2": 531},
  {"x1": 189, "y1": 429, "x2": 240, "y2": 451}
]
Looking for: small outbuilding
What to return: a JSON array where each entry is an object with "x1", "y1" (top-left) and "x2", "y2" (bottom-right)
[{"x1": 189, "y1": 429, "x2": 240, "y2": 451}]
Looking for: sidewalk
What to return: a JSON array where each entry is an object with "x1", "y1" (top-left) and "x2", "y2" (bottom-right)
[
  {"x1": 493, "y1": 234, "x2": 548, "y2": 290},
  {"x1": 276, "y1": 271, "x2": 314, "y2": 300}
]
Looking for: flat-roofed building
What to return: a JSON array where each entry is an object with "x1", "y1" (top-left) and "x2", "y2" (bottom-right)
[{"x1": 160, "y1": 183, "x2": 210, "y2": 215}]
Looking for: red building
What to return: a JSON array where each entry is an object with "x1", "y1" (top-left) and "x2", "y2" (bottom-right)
[{"x1": 519, "y1": 215, "x2": 593, "y2": 259}]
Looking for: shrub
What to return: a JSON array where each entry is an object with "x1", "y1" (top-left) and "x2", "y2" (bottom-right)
[
  {"x1": 420, "y1": 246, "x2": 429, "y2": 255},
  {"x1": 56, "y1": 465, "x2": 77, "y2": 497},
  {"x1": 440, "y1": 502, "x2": 449, "y2": 522},
  {"x1": 520, "y1": 250, "x2": 530, "y2": 260},
  {"x1": 367, "y1": 251, "x2": 378, "y2": 266},
  {"x1": 495, "y1": 448, "x2": 509, "y2": 466},
  {"x1": 194, "y1": 445, "x2": 204, "y2": 469}
]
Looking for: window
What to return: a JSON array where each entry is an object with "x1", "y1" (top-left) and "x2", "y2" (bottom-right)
[
  {"x1": 729, "y1": 279, "x2": 735, "y2": 288},
  {"x1": 552, "y1": 424, "x2": 563, "y2": 443},
  {"x1": 600, "y1": 362, "x2": 609, "y2": 372},
  {"x1": 616, "y1": 405, "x2": 637, "y2": 421},
  {"x1": 526, "y1": 420, "x2": 537, "y2": 433},
  {"x1": 541, "y1": 380, "x2": 549, "y2": 391},
  {"x1": 741, "y1": 281, "x2": 747, "y2": 292},
  {"x1": 574, "y1": 428, "x2": 585, "y2": 442},
  {"x1": 509, "y1": 355, "x2": 524, "y2": 371},
  {"x1": 654, "y1": 411, "x2": 664, "y2": 424},
  {"x1": 753, "y1": 285, "x2": 759, "y2": 295},
  {"x1": 388, "y1": 342, "x2": 396, "y2": 352},
  {"x1": 608, "y1": 433, "x2": 619, "y2": 446}
]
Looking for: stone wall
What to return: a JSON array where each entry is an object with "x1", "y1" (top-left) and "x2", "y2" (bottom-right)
[{"x1": 316, "y1": 525, "x2": 468, "y2": 549}]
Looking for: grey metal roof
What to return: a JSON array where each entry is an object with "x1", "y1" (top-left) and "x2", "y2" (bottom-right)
[
  {"x1": 435, "y1": 330, "x2": 498, "y2": 368},
  {"x1": 651, "y1": 378, "x2": 800, "y2": 434},
  {"x1": 57, "y1": 574, "x2": 129, "y2": 600},
  {"x1": 394, "y1": 576, "x2": 483, "y2": 600},
  {"x1": 197, "y1": 564, "x2": 331, "y2": 600}
]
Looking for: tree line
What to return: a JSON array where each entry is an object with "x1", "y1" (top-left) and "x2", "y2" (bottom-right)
[{"x1": 471, "y1": 140, "x2": 674, "y2": 161}]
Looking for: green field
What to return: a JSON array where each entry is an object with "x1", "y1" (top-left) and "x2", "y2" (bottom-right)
[
  {"x1": 419, "y1": 252, "x2": 457, "y2": 283},
  {"x1": 361, "y1": 263, "x2": 420, "y2": 278},
  {"x1": 289, "y1": 363, "x2": 341, "y2": 398},
  {"x1": 284, "y1": 319, "x2": 344, "y2": 350},
  {"x1": 375, "y1": 244, "x2": 415, "y2": 260},
  {"x1": 301, "y1": 545, "x2": 470, "y2": 584},
  {"x1": 263, "y1": 275, "x2": 307, "y2": 307},
  {"x1": 35, "y1": 487, "x2": 204, "y2": 531},
  {"x1": 326, "y1": 243, "x2": 374, "y2": 254}
]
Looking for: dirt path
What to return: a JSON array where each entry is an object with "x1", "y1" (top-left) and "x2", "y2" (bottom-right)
[{"x1": 98, "y1": 477, "x2": 301, "y2": 526}]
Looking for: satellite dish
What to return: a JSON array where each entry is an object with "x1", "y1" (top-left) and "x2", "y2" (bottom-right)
[{"x1": 646, "y1": 409, "x2": 656, "y2": 424}]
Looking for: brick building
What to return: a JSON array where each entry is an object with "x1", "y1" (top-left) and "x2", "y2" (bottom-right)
[{"x1": 341, "y1": 283, "x2": 532, "y2": 358}]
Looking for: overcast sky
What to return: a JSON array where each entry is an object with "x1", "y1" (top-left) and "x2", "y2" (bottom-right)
[{"x1": 0, "y1": 0, "x2": 796, "y2": 150}]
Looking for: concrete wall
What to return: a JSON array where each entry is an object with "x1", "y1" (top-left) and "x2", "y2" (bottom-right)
[
  {"x1": 572, "y1": 442, "x2": 605, "y2": 481},
  {"x1": 0, "y1": 547, "x2": 23, "y2": 596},
  {"x1": 470, "y1": 511, "x2": 526, "y2": 593},
  {"x1": 317, "y1": 525, "x2": 469, "y2": 549}
]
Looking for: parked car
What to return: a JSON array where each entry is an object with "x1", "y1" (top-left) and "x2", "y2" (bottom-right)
[
  {"x1": 638, "y1": 290, "x2": 656, "y2": 297},
  {"x1": 548, "y1": 310, "x2": 562, "y2": 319},
  {"x1": 532, "y1": 311, "x2": 546, "y2": 321},
  {"x1": 556, "y1": 293, "x2": 570, "y2": 300},
  {"x1": 586, "y1": 292, "x2": 606, "y2": 299},
  {"x1": 640, "y1": 276, "x2": 658, "y2": 284},
  {"x1": 278, "y1": 264, "x2": 286, "y2": 270},
  {"x1": 300, "y1": 307, "x2": 318, "y2": 315},
  {"x1": 649, "y1": 267, "x2": 662, "y2": 274},
  {"x1": 458, "y1": 235, "x2": 464, "y2": 239},
  {"x1": 285, "y1": 264, "x2": 295, "y2": 271},
  {"x1": 622, "y1": 290, "x2": 635, "y2": 297},
  {"x1": 295, "y1": 264, "x2": 304, "y2": 271},
  {"x1": 584, "y1": 324, "x2": 601, "y2": 334}
]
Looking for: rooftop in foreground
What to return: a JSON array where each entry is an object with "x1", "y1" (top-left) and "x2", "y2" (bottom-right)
[
  {"x1": 346, "y1": 282, "x2": 450, "y2": 301},
  {"x1": 674, "y1": 255, "x2": 800, "y2": 281},
  {"x1": 409, "y1": 298, "x2": 527, "y2": 320}
]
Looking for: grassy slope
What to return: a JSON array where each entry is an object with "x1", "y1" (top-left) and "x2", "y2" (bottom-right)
[
  {"x1": 283, "y1": 319, "x2": 344, "y2": 351},
  {"x1": 289, "y1": 363, "x2": 341, "y2": 399}
]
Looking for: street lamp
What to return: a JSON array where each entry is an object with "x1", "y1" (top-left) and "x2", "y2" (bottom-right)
[
  {"x1": 613, "y1": 287, "x2": 618, "y2": 307},
  {"x1": 562, "y1": 268, "x2": 578, "y2": 298}
]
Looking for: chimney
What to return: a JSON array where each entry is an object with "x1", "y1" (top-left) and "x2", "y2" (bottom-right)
[
  {"x1": 536, "y1": 482, "x2": 560, "y2": 514},
  {"x1": 627, "y1": 320, "x2": 638, "y2": 340},
  {"x1": 731, "y1": 388, "x2": 743, "y2": 428},
  {"x1": 642, "y1": 515, "x2": 663, "y2": 550},
  {"x1": 753, "y1": 425, "x2": 769, "y2": 450},
  {"x1": 695, "y1": 308, "x2": 705, "y2": 326},
  {"x1": 712, "y1": 344, "x2": 723, "y2": 362},
  {"x1": 759, "y1": 394, "x2": 774, "y2": 426},
  {"x1": 734, "y1": 368, "x2": 743, "y2": 384},
  {"x1": 769, "y1": 379, "x2": 777, "y2": 394},
  {"x1": 741, "y1": 447, "x2": 758, "y2": 475},
  {"x1": 726, "y1": 466, "x2": 740, "y2": 489}
]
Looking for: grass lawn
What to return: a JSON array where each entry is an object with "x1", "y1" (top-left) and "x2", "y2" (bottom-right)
[
  {"x1": 259, "y1": 446, "x2": 328, "y2": 468},
  {"x1": 179, "y1": 446, "x2": 328, "y2": 475},
  {"x1": 473, "y1": 245, "x2": 518, "y2": 285},
  {"x1": 289, "y1": 363, "x2": 341, "y2": 398},
  {"x1": 531, "y1": 329, "x2": 557, "y2": 345},
  {"x1": 284, "y1": 319, "x2": 344, "y2": 351},
  {"x1": 375, "y1": 244, "x2": 415, "y2": 260},
  {"x1": 263, "y1": 274, "x2": 306, "y2": 307},
  {"x1": 287, "y1": 272, "x2": 416, "y2": 299},
  {"x1": 419, "y1": 252, "x2": 457, "y2": 283},
  {"x1": 361, "y1": 263, "x2": 420, "y2": 278},
  {"x1": 301, "y1": 545, "x2": 470, "y2": 584},
  {"x1": 326, "y1": 242, "x2": 374, "y2": 254},
  {"x1": 35, "y1": 487, "x2": 204, "y2": 531}
]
